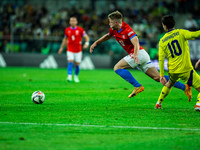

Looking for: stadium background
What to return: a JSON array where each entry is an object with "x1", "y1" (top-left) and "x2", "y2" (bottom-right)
[{"x1": 0, "y1": 0, "x2": 200, "y2": 70}]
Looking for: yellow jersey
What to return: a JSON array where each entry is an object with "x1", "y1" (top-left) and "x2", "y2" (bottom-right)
[{"x1": 159, "y1": 29, "x2": 200, "y2": 76}]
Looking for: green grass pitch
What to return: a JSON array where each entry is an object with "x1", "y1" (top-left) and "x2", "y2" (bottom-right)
[{"x1": 0, "y1": 67, "x2": 200, "y2": 150}]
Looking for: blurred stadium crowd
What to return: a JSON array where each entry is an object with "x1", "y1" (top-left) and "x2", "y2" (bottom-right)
[{"x1": 0, "y1": 0, "x2": 200, "y2": 56}]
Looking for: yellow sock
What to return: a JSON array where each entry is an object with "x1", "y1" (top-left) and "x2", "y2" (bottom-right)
[
  {"x1": 197, "y1": 93, "x2": 200, "y2": 105},
  {"x1": 157, "y1": 86, "x2": 171, "y2": 104}
]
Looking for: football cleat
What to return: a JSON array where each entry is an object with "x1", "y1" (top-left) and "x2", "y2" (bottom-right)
[
  {"x1": 184, "y1": 84, "x2": 192, "y2": 102},
  {"x1": 66, "y1": 76, "x2": 72, "y2": 82},
  {"x1": 74, "y1": 76, "x2": 80, "y2": 83},
  {"x1": 195, "y1": 104, "x2": 200, "y2": 111},
  {"x1": 128, "y1": 85, "x2": 144, "y2": 98},
  {"x1": 155, "y1": 103, "x2": 162, "y2": 109}
]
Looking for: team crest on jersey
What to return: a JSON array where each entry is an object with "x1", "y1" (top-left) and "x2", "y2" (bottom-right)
[{"x1": 75, "y1": 30, "x2": 79, "y2": 35}]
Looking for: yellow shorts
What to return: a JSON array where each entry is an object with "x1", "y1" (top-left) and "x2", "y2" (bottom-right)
[{"x1": 169, "y1": 69, "x2": 200, "y2": 89}]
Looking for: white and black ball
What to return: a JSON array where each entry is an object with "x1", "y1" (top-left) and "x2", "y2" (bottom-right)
[{"x1": 31, "y1": 91, "x2": 45, "y2": 104}]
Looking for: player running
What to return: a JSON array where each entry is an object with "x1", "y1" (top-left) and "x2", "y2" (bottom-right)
[
  {"x1": 90, "y1": 11, "x2": 191, "y2": 100},
  {"x1": 155, "y1": 15, "x2": 200, "y2": 111},
  {"x1": 58, "y1": 17, "x2": 90, "y2": 83}
]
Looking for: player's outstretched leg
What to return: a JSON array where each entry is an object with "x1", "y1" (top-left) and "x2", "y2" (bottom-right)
[
  {"x1": 164, "y1": 75, "x2": 192, "y2": 102},
  {"x1": 67, "y1": 62, "x2": 73, "y2": 82},
  {"x1": 115, "y1": 69, "x2": 144, "y2": 98}
]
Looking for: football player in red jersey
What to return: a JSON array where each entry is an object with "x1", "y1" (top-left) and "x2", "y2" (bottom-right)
[
  {"x1": 58, "y1": 17, "x2": 90, "y2": 82},
  {"x1": 90, "y1": 11, "x2": 191, "y2": 99}
]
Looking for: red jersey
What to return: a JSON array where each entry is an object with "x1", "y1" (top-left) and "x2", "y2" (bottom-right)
[
  {"x1": 64, "y1": 26, "x2": 86, "y2": 53},
  {"x1": 108, "y1": 22, "x2": 143, "y2": 55}
]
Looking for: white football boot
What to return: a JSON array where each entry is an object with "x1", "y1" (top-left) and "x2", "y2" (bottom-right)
[
  {"x1": 66, "y1": 75, "x2": 72, "y2": 82},
  {"x1": 74, "y1": 75, "x2": 80, "y2": 83}
]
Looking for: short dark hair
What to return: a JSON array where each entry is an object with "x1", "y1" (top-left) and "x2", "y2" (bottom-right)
[
  {"x1": 108, "y1": 11, "x2": 123, "y2": 21},
  {"x1": 161, "y1": 15, "x2": 175, "y2": 29}
]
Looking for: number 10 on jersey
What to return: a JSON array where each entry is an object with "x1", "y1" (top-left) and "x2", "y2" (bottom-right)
[{"x1": 168, "y1": 40, "x2": 182, "y2": 58}]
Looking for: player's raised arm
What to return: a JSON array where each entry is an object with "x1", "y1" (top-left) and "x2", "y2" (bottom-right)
[
  {"x1": 184, "y1": 30, "x2": 200, "y2": 40},
  {"x1": 90, "y1": 34, "x2": 111, "y2": 53},
  {"x1": 58, "y1": 37, "x2": 67, "y2": 54}
]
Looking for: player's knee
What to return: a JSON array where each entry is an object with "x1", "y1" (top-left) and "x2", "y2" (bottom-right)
[
  {"x1": 75, "y1": 62, "x2": 80, "y2": 66},
  {"x1": 113, "y1": 65, "x2": 119, "y2": 71},
  {"x1": 165, "y1": 82, "x2": 173, "y2": 88}
]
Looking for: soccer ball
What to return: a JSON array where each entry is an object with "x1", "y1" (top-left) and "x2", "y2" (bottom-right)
[{"x1": 31, "y1": 91, "x2": 45, "y2": 104}]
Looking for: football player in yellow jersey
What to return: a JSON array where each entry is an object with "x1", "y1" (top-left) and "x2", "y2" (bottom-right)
[{"x1": 155, "y1": 15, "x2": 200, "y2": 111}]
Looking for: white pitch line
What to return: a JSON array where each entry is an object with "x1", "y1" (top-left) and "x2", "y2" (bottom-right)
[{"x1": 0, "y1": 122, "x2": 200, "y2": 131}]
